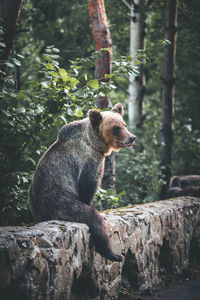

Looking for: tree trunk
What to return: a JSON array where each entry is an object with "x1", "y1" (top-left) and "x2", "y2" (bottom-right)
[
  {"x1": 123, "y1": 0, "x2": 147, "y2": 130},
  {"x1": 88, "y1": 0, "x2": 112, "y2": 109},
  {"x1": 0, "y1": 0, "x2": 23, "y2": 87},
  {"x1": 160, "y1": 0, "x2": 178, "y2": 198},
  {"x1": 88, "y1": 0, "x2": 115, "y2": 190}
]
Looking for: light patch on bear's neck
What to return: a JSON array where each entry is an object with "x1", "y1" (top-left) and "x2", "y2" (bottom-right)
[
  {"x1": 104, "y1": 148, "x2": 112, "y2": 156},
  {"x1": 104, "y1": 146, "x2": 120, "y2": 156}
]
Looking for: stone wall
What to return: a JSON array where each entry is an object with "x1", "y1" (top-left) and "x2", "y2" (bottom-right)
[{"x1": 0, "y1": 196, "x2": 199, "y2": 299}]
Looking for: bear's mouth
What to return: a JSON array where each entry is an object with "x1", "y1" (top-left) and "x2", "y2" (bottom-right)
[
  {"x1": 124, "y1": 143, "x2": 133, "y2": 148},
  {"x1": 119, "y1": 142, "x2": 134, "y2": 148}
]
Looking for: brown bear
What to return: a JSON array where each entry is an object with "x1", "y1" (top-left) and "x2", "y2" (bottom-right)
[{"x1": 29, "y1": 103, "x2": 135, "y2": 262}]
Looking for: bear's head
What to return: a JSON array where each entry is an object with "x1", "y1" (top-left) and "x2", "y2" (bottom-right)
[{"x1": 89, "y1": 103, "x2": 136, "y2": 155}]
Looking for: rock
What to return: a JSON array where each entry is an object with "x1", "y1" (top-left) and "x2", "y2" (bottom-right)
[{"x1": 0, "y1": 197, "x2": 199, "y2": 299}]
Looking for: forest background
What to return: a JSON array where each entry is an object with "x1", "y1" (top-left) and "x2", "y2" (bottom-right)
[{"x1": 0, "y1": 0, "x2": 200, "y2": 225}]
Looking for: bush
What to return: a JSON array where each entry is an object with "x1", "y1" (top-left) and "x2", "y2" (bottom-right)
[{"x1": 0, "y1": 46, "x2": 139, "y2": 225}]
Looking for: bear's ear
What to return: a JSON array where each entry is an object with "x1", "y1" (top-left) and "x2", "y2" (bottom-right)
[
  {"x1": 88, "y1": 109, "x2": 102, "y2": 127},
  {"x1": 111, "y1": 103, "x2": 123, "y2": 116}
]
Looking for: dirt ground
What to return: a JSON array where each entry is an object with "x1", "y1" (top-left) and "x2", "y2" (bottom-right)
[
  {"x1": 143, "y1": 276, "x2": 200, "y2": 300},
  {"x1": 119, "y1": 264, "x2": 200, "y2": 300}
]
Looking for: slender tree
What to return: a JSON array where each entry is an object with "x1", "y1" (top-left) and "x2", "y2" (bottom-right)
[
  {"x1": 88, "y1": 0, "x2": 112, "y2": 109},
  {"x1": 0, "y1": 0, "x2": 23, "y2": 86},
  {"x1": 122, "y1": 0, "x2": 148, "y2": 129},
  {"x1": 88, "y1": 0, "x2": 115, "y2": 190},
  {"x1": 160, "y1": 0, "x2": 178, "y2": 197}
]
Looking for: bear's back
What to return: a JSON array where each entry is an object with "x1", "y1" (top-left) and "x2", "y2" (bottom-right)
[
  {"x1": 58, "y1": 119, "x2": 87, "y2": 141},
  {"x1": 29, "y1": 118, "x2": 101, "y2": 220}
]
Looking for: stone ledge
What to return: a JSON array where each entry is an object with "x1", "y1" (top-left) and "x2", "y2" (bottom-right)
[{"x1": 0, "y1": 197, "x2": 199, "y2": 299}]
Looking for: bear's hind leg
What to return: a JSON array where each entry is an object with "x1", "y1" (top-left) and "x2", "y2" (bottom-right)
[
  {"x1": 90, "y1": 208, "x2": 123, "y2": 262},
  {"x1": 64, "y1": 202, "x2": 122, "y2": 262}
]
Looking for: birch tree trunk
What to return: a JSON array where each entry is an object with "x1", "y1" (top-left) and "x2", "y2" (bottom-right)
[
  {"x1": 125, "y1": 0, "x2": 147, "y2": 130},
  {"x1": 88, "y1": 0, "x2": 115, "y2": 190},
  {"x1": 160, "y1": 0, "x2": 178, "y2": 198},
  {"x1": 0, "y1": 0, "x2": 23, "y2": 87}
]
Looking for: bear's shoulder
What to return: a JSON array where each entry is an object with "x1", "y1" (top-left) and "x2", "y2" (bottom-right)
[{"x1": 58, "y1": 119, "x2": 88, "y2": 141}]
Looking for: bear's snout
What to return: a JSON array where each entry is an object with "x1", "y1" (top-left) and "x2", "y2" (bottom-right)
[
  {"x1": 120, "y1": 133, "x2": 136, "y2": 148},
  {"x1": 129, "y1": 135, "x2": 136, "y2": 144}
]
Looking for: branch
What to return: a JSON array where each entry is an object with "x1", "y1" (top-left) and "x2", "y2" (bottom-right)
[{"x1": 121, "y1": 0, "x2": 131, "y2": 10}]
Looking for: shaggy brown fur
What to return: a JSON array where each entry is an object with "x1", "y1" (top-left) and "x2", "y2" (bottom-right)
[{"x1": 29, "y1": 103, "x2": 135, "y2": 261}]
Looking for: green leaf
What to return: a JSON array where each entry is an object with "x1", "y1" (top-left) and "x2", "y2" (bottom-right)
[
  {"x1": 75, "y1": 107, "x2": 83, "y2": 118},
  {"x1": 5, "y1": 111, "x2": 12, "y2": 117},
  {"x1": 16, "y1": 107, "x2": 26, "y2": 113},
  {"x1": 0, "y1": 42, "x2": 6, "y2": 48},
  {"x1": 22, "y1": 176, "x2": 29, "y2": 183},
  {"x1": 69, "y1": 77, "x2": 79, "y2": 86},
  {"x1": 50, "y1": 71, "x2": 59, "y2": 77},
  {"x1": 59, "y1": 68, "x2": 68, "y2": 82},
  {"x1": 87, "y1": 79, "x2": 99, "y2": 89},
  {"x1": 60, "y1": 115, "x2": 67, "y2": 123},
  {"x1": 109, "y1": 84, "x2": 116, "y2": 89},
  {"x1": 67, "y1": 108, "x2": 75, "y2": 116},
  {"x1": 133, "y1": 58, "x2": 141, "y2": 65},
  {"x1": 8, "y1": 121, "x2": 15, "y2": 126},
  {"x1": 104, "y1": 73, "x2": 112, "y2": 79},
  {"x1": 64, "y1": 88, "x2": 69, "y2": 94},
  {"x1": 126, "y1": 56, "x2": 133, "y2": 62},
  {"x1": 12, "y1": 58, "x2": 21, "y2": 66},
  {"x1": 36, "y1": 106, "x2": 44, "y2": 114},
  {"x1": 17, "y1": 54, "x2": 24, "y2": 59},
  {"x1": 46, "y1": 63, "x2": 55, "y2": 70},
  {"x1": 5, "y1": 62, "x2": 14, "y2": 68},
  {"x1": 162, "y1": 39, "x2": 171, "y2": 45},
  {"x1": 41, "y1": 81, "x2": 48, "y2": 88},
  {"x1": 118, "y1": 190, "x2": 126, "y2": 197},
  {"x1": 52, "y1": 47, "x2": 60, "y2": 53}
]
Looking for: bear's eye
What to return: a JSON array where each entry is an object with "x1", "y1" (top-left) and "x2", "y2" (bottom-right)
[{"x1": 112, "y1": 126, "x2": 121, "y2": 135}]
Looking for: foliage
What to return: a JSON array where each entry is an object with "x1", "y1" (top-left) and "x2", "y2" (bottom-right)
[
  {"x1": 145, "y1": 0, "x2": 200, "y2": 178},
  {"x1": 1, "y1": 0, "x2": 200, "y2": 225},
  {"x1": 172, "y1": 0, "x2": 200, "y2": 175},
  {"x1": 0, "y1": 44, "x2": 140, "y2": 225},
  {"x1": 94, "y1": 188, "x2": 126, "y2": 211},
  {"x1": 116, "y1": 94, "x2": 165, "y2": 204},
  {"x1": 114, "y1": 37, "x2": 169, "y2": 204},
  {"x1": 15, "y1": 0, "x2": 93, "y2": 88}
]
